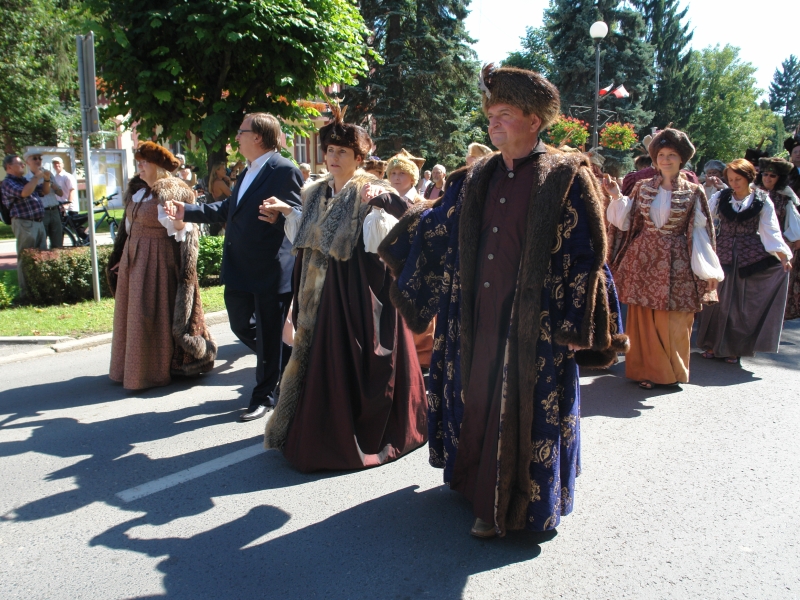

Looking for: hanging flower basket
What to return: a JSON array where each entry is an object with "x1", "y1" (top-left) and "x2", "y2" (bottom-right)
[
  {"x1": 549, "y1": 116, "x2": 590, "y2": 148},
  {"x1": 599, "y1": 122, "x2": 638, "y2": 151}
]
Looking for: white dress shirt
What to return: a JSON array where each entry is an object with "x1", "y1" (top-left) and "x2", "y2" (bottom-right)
[{"x1": 236, "y1": 151, "x2": 275, "y2": 204}]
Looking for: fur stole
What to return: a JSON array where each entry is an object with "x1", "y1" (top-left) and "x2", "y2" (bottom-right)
[{"x1": 264, "y1": 170, "x2": 383, "y2": 450}]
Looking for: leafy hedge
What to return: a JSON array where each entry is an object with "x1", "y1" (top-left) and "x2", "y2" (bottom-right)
[
  {"x1": 0, "y1": 280, "x2": 12, "y2": 309},
  {"x1": 19, "y1": 246, "x2": 114, "y2": 305},
  {"x1": 18, "y1": 234, "x2": 224, "y2": 307},
  {"x1": 197, "y1": 235, "x2": 224, "y2": 286}
]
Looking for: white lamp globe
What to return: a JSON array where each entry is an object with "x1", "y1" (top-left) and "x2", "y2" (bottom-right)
[{"x1": 590, "y1": 21, "x2": 609, "y2": 40}]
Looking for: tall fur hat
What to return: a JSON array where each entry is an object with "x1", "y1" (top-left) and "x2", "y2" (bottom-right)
[
  {"x1": 386, "y1": 149, "x2": 422, "y2": 185},
  {"x1": 648, "y1": 128, "x2": 695, "y2": 166},
  {"x1": 479, "y1": 63, "x2": 561, "y2": 129},
  {"x1": 759, "y1": 156, "x2": 793, "y2": 178},
  {"x1": 319, "y1": 102, "x2": 372, "y2": 159},
  {"x1": 785, "y1": 135, "x2": 800, "y2": 154},
  {"x1": 134, "y1": 141, "x2": 181, "y2": 172},
  {"x1": 744, "y1": 147, "x2": 768, "y2": 166}
]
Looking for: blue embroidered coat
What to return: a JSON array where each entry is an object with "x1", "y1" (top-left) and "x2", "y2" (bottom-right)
[{"x1": 379, "y1": 149, "x2": 626, "y2": 535}]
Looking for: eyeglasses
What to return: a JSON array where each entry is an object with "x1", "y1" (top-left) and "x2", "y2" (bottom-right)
[
  {"x1": 237, "y1": 129, "x2": 253, "y2": 135},
  {"x1": 136, "y1": 160, "x2": 149, "y2": 167},
  {"x1": 30, "y1": 156, "x2": 42, "y2": 161},
  {"x1": 761, "y1": 172, "x2": 778, "y2": 178}
]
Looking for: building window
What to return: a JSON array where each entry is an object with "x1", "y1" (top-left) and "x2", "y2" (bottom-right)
[{"x1": 294, "y1": 134, "x2": 309, "y2": 164}]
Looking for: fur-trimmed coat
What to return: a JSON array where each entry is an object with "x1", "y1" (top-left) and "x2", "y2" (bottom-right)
[
  {"x1": 108, "y1": 177, "x2": 216, "y2": 381},
  {"x1": 378, "y1": 148, "x2": 627, "y2": 535},
  {"x1": 264, "y1": 171, "x2": 427, "y2": 471}
]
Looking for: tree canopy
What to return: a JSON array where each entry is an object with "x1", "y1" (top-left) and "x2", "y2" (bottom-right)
[
  {"x1": 502, "y1": 27, "x2": 553, "y2": 79},
  {"x1": 769, "y1": 55, "x2": 800, "y2": 132},
  {"x1": 343, "y1": 0, "x2": 482, "y2": 170},
  {"x1": 85, "y1": 0, "x2": 373, "y2": 167},
  {"x1": 687, "y1": 45, "x2": 784, "y2": 167}
]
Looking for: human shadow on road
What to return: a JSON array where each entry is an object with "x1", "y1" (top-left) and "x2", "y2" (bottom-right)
[
  {"x1": 0, "y1": 340, "x2": 282, "y2": 522},
  {"x1": 91, "y1": 484, "x2": 554, "y2": 600}
]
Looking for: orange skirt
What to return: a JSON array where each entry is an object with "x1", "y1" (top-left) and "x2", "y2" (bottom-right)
[{"x1": 625, "y1": 304, "x2": 694, "y2": 384}]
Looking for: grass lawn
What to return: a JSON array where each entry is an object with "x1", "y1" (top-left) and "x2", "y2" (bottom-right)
[
  {"x1": 0, "y1": 281, "x2": 225, "y2": 337},
  {"x1": 0, "y1": 209, "x2": 125, "y2": 240}
]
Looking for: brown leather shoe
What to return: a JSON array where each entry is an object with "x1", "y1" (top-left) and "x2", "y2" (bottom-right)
[{"x1": 470, "y1": 518, "x2": 496, "y2": 539}]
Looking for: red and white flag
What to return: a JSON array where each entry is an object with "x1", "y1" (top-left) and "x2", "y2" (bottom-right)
[
  {"x1": 599, "y1": 83, "x2": 613, "y2": 96},
  {"x1": 612, "y1": 85, "x2": 630, "y2": 99}
]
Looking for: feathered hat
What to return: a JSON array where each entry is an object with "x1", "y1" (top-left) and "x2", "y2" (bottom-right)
[
  {"x1": 648, "y1": 128, "x2": 695, "y2": 166},
  {"x1": 319, "y1": 102, "x2": 373, "y2": 159},
  {"x1": 744, "y1": 137, "x2": 768, "y2": 166},
  {"x1": 479, "y1": 63, "x2": 561, "y2": 129},
  {"x1": 134, "y1": 141, "x2": 181, "y2": 172},
  {"x1": 386, "y1": 149, "x2": 423, "y2": 185}
]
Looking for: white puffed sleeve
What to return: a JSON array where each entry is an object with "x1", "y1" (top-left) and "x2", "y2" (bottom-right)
[
  {"x1": 283, "y1": 207, "x2": 303, "y2": 243},
  {"x1": 363, "y1": 207, "x2": 399, "y2": 254},
  {"x1": 606, "y1": 196, "x2": 633, "y2": 230},
  {"x1": 691, "y1": 201, "x2": 724, "y2": 281},
  {"x1": 157, "y1": 204, "x2": 194, "y2": 242},
  {"x1": 781, "y1": 189, "x2": 800, "y2": 243},
  {"x1": 758, "y1": 198, "x2": 793, "y2": 258}
]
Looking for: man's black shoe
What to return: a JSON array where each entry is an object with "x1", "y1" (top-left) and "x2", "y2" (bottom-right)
[{"x1": 239, "y1": 405, "x2": 270, "y2": 422}]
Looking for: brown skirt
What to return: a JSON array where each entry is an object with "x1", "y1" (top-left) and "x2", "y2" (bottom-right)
[
  {"x1": 697, "y1": 261, "x2": 789, "y2": 357},
  {"x1": 625, "y1": 304, "x2": 694, "y2": 384}
]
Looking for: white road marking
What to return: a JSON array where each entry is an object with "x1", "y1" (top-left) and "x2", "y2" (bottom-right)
[{"x1": 116, "y1": 443, "x2": 265, "y2": 503}]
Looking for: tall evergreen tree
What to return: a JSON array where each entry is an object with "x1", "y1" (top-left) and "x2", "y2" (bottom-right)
[
  {"x1": 633, "y1": 0, "x2": 699, "y2": 131},
  {"x1": 769, "y1": 55, "x2": 800, "y2": 131},
  {"x1": 546, "y1": 0, "x2": 654, "y2": 133},
  {"x1": 503, "y1": 26, "x2": 553, "y2": 78},
  {"x1": 344, "y1": 0, "x2": 479, "y2": 169}
]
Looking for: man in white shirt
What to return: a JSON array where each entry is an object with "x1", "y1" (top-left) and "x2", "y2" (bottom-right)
[
  {"x1": 52, "y1": 157, "x2": 78, "y2": 212},
  {"x1": 25, "y1": 151, "x2": 63, "y2": 248},
  {"x1": 166, "y1": 113, "x2": 303, "y2": 422}
]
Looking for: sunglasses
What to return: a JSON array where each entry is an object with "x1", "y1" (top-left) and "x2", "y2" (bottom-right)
[
  {"x1": 761, "y1": 172, "x2": 778, "y2": 178},
  {"x1": 29, "y1": 156, "x2": 42, "y2": 161},
  {"x1": 237, "y1": 129, "x2": 253, "y2": 135}
]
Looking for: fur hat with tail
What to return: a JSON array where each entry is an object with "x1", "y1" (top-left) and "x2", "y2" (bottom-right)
[{"x1": 479, "y1": 63, "x2": 561, "y2": 130}]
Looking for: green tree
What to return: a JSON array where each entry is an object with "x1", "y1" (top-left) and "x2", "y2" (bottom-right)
[
  {"x1": 546, "y1": 0, "x2": 654, "y2": 133},
  {"x1": 85, "y1": 0, "x2": 373, "y2": 170},
  {"x1": 688, "y1": 45, "x2": 783, "y2": 167},
  {"x1": 0, "y1": 0, "x2": 81, "y2": 154},
  {"x1": 503, "y1": 26, "x2": 553, "y2": 78},
  {"x1": 633, "y1": 0, "x2": 699, "y2": 131},
  {"x1": 344, "y1": 0, "x2": 479, "y2": 170},
  {"x1": 769, "y1": 55, "x2": 800, "y2": 131}
]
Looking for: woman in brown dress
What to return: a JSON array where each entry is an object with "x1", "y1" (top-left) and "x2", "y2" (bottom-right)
[
  {"x1": 756, "y1": 157, "x2": 800, "y2": 320},
  {"x1": 605, "y1": 128, "x2": 723, "y2": 389},
  {"x1": 108, "y1": 142, "x2": 216, "y2": 390},
  {"x1": 258, "y1": 107, "x2": 427, "y2": 473}
]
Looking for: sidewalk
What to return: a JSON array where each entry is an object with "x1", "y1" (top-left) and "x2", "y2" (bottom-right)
[{"x1": 0, "y1": 310, "x2": 229, "y2": 365}]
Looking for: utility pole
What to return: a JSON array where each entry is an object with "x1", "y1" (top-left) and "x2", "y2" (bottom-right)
[{"x1": 76, "y1": 32, "x2": 101, "y2": 301}]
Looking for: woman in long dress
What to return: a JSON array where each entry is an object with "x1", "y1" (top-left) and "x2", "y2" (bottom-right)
[
  {"x1": 756, "y1": 157, "x2": 800, "y2": 320},
  {"x1": 697, "y1": 159, "x2": 794, "y2": 363},
  {"x1": 605, "y1": 128, "x2": 724, "y2": 389},
  {"x1": 257, "y1": 106, "x2": 427, "y2": 473},
  {"x1": 108, "y1": 142, "x2": 216, "y2": 390}
]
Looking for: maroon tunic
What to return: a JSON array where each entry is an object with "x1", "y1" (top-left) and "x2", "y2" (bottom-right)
[
  {"x1": 450, "y1": 149, "x2": 541, "y2": 522},
  {"x1": 282, "y1": 192, "x2": 428, "y2": 472}
]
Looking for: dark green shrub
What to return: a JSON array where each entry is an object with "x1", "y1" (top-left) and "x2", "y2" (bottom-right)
[
  {"x1": 19, "y1": 246, "x2": 113, "y2": 305},
  {"x1": 197, "y1": 235, "x2": 224, "y2": 286}
]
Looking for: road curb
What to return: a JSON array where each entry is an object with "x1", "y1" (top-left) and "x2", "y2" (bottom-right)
[{"x1": 0, "y1": 310, "x2": 229, "y2": 365}]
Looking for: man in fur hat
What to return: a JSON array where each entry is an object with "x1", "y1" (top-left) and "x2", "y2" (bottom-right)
[{"x1": 379, "y1": 64, "x2": 626, "y2": 538}]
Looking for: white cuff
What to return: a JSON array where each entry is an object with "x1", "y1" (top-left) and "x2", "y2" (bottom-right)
[
  {"x1": 691, "y1": 212, "x2": 724, "y2": 281},
  {"x1": 283, "y1": 207, "x2": 302, "y2": 243},
  {"x1": 363, "y1": 207, "x2": 399, "y2": 254},
  {"x1": 606, "y1": 196, "x2": 632, "y2": 231},
  {"x1": 157, "y1": 205, "x2": 194, "y2": 241},
  {"x1": 783, "y1": 200, "x2": 800, "y2": 243}
]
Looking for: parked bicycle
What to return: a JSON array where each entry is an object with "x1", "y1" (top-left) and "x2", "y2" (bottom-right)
[{"x1": 61, "y1": 192, "x2": 120, "y2": 247}]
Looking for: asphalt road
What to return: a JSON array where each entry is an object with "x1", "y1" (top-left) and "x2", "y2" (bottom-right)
[{"x1": 0, "y1": 320, "x2": 798, "y2": 599}]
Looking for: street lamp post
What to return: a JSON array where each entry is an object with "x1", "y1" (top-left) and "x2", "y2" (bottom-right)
[{"x1": 590, "y1": 21, "x2": 609, "y2": 149}]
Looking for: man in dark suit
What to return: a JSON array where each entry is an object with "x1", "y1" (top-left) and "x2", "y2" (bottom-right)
[{"x1": 165, "y1": 113, "x2": 303, "y2": 421}]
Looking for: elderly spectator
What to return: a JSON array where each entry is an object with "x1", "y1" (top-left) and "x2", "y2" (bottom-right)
[
  {"x1": 174, "y1": 153, "x2": 193, "y2": 183},
  {"x1": 465, "y1": 142, "x2": 492, "y2": 166},
  {"x1": 298, "y1": 163, "x2": 311, "y2": 182},
  {"x1": 702, "y1": 160, "x2": 726, "y2": 200},
  {"x1": 1, "y1": 154, "x2": 47, "y2": 300},
  {"x1": 24, "y1": 151, "x2": 63, "y2": 249},
  {"x1": 423, "y1": 164, "x2": 446, "y2": 200},
  {"x1": 417, "y1": 169, "x2": 432, "y2": 194},
  {"x1": 51, "y1": 157, "x2": 78, "y2": 213}
]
